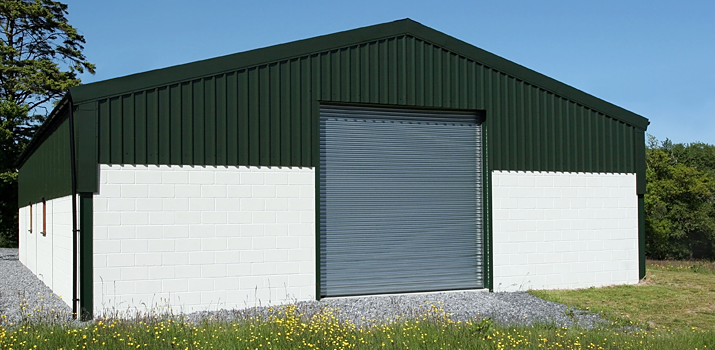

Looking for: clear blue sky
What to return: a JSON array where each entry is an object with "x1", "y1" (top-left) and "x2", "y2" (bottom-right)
[{"x1": 64, "y1": 0, "x2": 715, "y2": 145}]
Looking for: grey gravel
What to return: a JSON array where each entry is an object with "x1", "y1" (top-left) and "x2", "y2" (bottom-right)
[
  {"x1": 1, "y1": 247, "x2": 607, "y2": 329},
  {"x1": 0, "y1": 248, "x2": 76, "y2": 326},
  {"x1": 183, "y1": 291, "x2": 606, "y2": 329}
]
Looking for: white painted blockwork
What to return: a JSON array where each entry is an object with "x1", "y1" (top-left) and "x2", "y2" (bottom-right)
[
  {"x1": 18, "y1": 195, "x2": 74, "y2": 308},
  {"x1": 93, "y1": 165, "x2": 315, "y2": 315},
  {"x1": 492, "y1": 171, "x2": 639, "y2": 292}
]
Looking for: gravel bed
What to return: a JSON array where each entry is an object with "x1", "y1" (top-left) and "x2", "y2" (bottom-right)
[
  {"x1": 184, "y1": 291, "x2": 606, "y2": 329},
  {"x1": 1, "y1": 248, "x2": 606, "y2": 329},
  {"x1": 0, "y1": 248, "x2": 77, "y2": 327}
]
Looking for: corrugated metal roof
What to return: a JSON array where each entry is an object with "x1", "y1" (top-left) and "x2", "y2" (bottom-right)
[{"x1": 17, "y1": 18, "x2": 650, "y2": 169}]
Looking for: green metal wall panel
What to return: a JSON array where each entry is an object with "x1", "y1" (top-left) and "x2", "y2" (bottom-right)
[
  {"x1": 18, "y1": 112, "x2": 72, "y2": 205},
  {"x1": 87, "y1": 35, "x2": 640, "y2": 175}
]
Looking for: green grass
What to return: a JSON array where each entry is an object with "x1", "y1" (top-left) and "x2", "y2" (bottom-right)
[
  {"x1": 530, "y1": 260, "x2": 715, "y2": 332},
  {"x1": 2, "y1": 262, "x2": 715, "y2": 349},
  {"x1": 1, "y1": 308, "x2": 714, "y2": 350}
]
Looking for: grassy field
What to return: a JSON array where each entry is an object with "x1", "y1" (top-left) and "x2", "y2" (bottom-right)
[
  {"x1": 531, "y1": 260, "x2": 715, "y2": 332},
  {"x1": 1, "y1": 261, "x2": 714, "y2": 349}
]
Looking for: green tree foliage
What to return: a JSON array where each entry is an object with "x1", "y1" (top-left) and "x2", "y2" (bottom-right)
[
  {"x1": 0, "y1": 0, "x2": 95, "y2": 247},
  {"x1": 645, "y1": 135, "x2": 715, "y2": 259}
]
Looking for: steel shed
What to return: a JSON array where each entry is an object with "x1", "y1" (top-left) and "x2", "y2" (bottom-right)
[{"x1": 16, "y1": 19, "x2": 649, "y2": 318}]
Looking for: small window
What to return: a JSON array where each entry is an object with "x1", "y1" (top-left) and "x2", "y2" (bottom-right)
[
  {"x1": 29, "y1": 203, "x2": 32, "y2": 233},
  {"x1": 41, "y1": 198, "x2": 47, "y2": 236}
]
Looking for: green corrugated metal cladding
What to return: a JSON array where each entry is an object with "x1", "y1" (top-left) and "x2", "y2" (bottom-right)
[
  {"x1": 17, "y1": 107, "x2": 72, "y2": 205},
  {"x1": 18, "y1": 18, "x2": 649, "y2": 198}
]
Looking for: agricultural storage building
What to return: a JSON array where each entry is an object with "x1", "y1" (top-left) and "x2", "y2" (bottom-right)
[{"x1": 16, "y1": 19, "x2": 649, "y2": 318}]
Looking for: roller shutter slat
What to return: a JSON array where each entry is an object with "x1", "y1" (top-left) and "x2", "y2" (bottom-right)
[{"x1": 319, "y1": 105, "x2": 483, "y2": 297}]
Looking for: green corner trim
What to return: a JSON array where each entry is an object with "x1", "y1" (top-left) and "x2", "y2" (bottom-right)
[
  {"x1": 638, "y1": 195, "x2": 646, "y2": 279},
  {"x1": 79, "y1": 192, "x2": 93, "y2": 320},
  {"x1": 313, "y1": 100, "x2": 321, "y2": 300},
  {"x1": 481, "y1": 113, "x2": 493, "y2": 291}
]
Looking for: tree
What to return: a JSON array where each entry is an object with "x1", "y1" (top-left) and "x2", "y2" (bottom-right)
[
  {"x1": 0, "y1": 0, "x2": 95, "y2": 247},
  {"x1": 645, "y1": 135, "x2": 715, "y2": 259}
]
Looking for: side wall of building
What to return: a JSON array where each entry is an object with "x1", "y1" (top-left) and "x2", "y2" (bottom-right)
[
  {"x1": 491, "y1": 171, "x2": 639, "y2": 292},
  {"x1": 92, "y1": 165, "x2": 315, "y2": 316},
  {"x1": 17, "y1": 196, "x2": 75, "y2": 308}
]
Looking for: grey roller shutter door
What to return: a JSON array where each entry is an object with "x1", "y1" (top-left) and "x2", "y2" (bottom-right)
[{"x1": 320, "y1": 105, "x2": 483, "y2": 297}]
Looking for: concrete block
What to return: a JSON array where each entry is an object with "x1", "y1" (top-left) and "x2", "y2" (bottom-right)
[
  {"x1": 106, "y1": 170, "x2": 135, "y2": 184},
  {"x1": 121, "y1": 240, "x2": 148, "y2": 253},
  {"x1": 136, "y1": 198, "x2": 163, "y2": 211},
  {"x1": 162, "y1": 171, "x2": 189, "y2": 184},
  {"x1": 227, "y1": 185, "x2": 252, "y2": 197},
  {"x1": 162, "y1": 252, "x2": 189, "y2": 265},
  {"x1": 189, "y1": 251, "x2": 215, "y2": 265},
  {"x1": 201, "y1": 185, "x2": 228, "y2": 198},
  {"x1": 107, "y1": 254, "x2": 134, "y2": 267},
  {"x1": 175, "y1": 265, "x2": 201, "y2": 278},
  {"x1": 121, "y1": 267, "x2": 148, "y2": 280},
  {"x1": 148, "y1": 266, "x2": 175, "y2": 279},
  {"x1": 241, "y1": 172, "x2": 264, "y2": 185},
  {"x1": 148, "y1": 185, "x2": 175, "y2": 198},
  {"x1": 189, "y1": 171, "x2": 215, "y2": 184},
  {"x1": 189, "y1": 278, "x2": 215, "y2": 291},
  {"x1": 162, "y1": 279, "x2": 188, "y2": 292},
  {"x1": 227, "y1": 237, "x2": 252, "y2": 249},
  {"x1": 201, "y1": 212, "x2": 227, "y2": 224},
  {"x1": 175, "y1": 211, "x2": 201, "y2": 224},
  {"x1": 227, "y1": 212, "x2": 252, "y2": 224},
  {"x1": 107, "y1": 226, "x2": 135, "y2": 239},
  {"x1": 162, "y1": 198, "x2": 189, "y2": 211},
  {"x1": 252, "y1": 212, "x2": 276, "y2": 224},
  {"x1": 149, "y1": 212, "x2": 175, "y2": 225},
  {"x1": 201, "y1": 237, "x2": 227, "y2": 251},
  {"x1": 122, "y1": 185, "x2": 149, "y2": 198},
  {"x1": 214, "y1": 171, "x2": 242, "y2": 185},
  {"x1": 174, "y1": 185, "x2": 201, "y2": 198},
  {"x1": 135, "y1": 171, "x2": 163, "y2": 184},
  {"x1": 201, "y1": 264, "x2": 227, "y2": 278},
  {"x1": 134, "y1": 253, "x2": 162, "y2": 266},
  {"x1": 148, "y1": 239, "x2": 175, "y2": 252},
  {"x1": 215, "y1": 251, "x2": 241, "y2": 264},
  {"x1": 240, "y1": 251, "x2": 263, "y2": 263}
]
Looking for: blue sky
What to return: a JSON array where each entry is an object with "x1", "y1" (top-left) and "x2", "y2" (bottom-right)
[{"x1": 63, "y1": 0, "x2": 714, "y2": 145}]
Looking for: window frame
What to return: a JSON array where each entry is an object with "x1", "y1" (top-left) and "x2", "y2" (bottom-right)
[{"x1": 41, "y1": 198, "x2": 47, "y2": 236}]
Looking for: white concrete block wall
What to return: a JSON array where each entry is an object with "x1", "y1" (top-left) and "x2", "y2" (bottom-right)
[
  {"x1": 93, "y1": 165, "x2": 315, "y2": 315},
  {"x1": 17, "y1": 195, "x2": 75, "y2": 308},
  {"x1": 492, "y1": 171, "x2": 639, "y2": 292}
]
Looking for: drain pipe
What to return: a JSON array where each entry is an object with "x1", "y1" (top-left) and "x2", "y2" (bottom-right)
[{"x1": 67, "y1": 97, "x2": 79, "y2": 319}]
